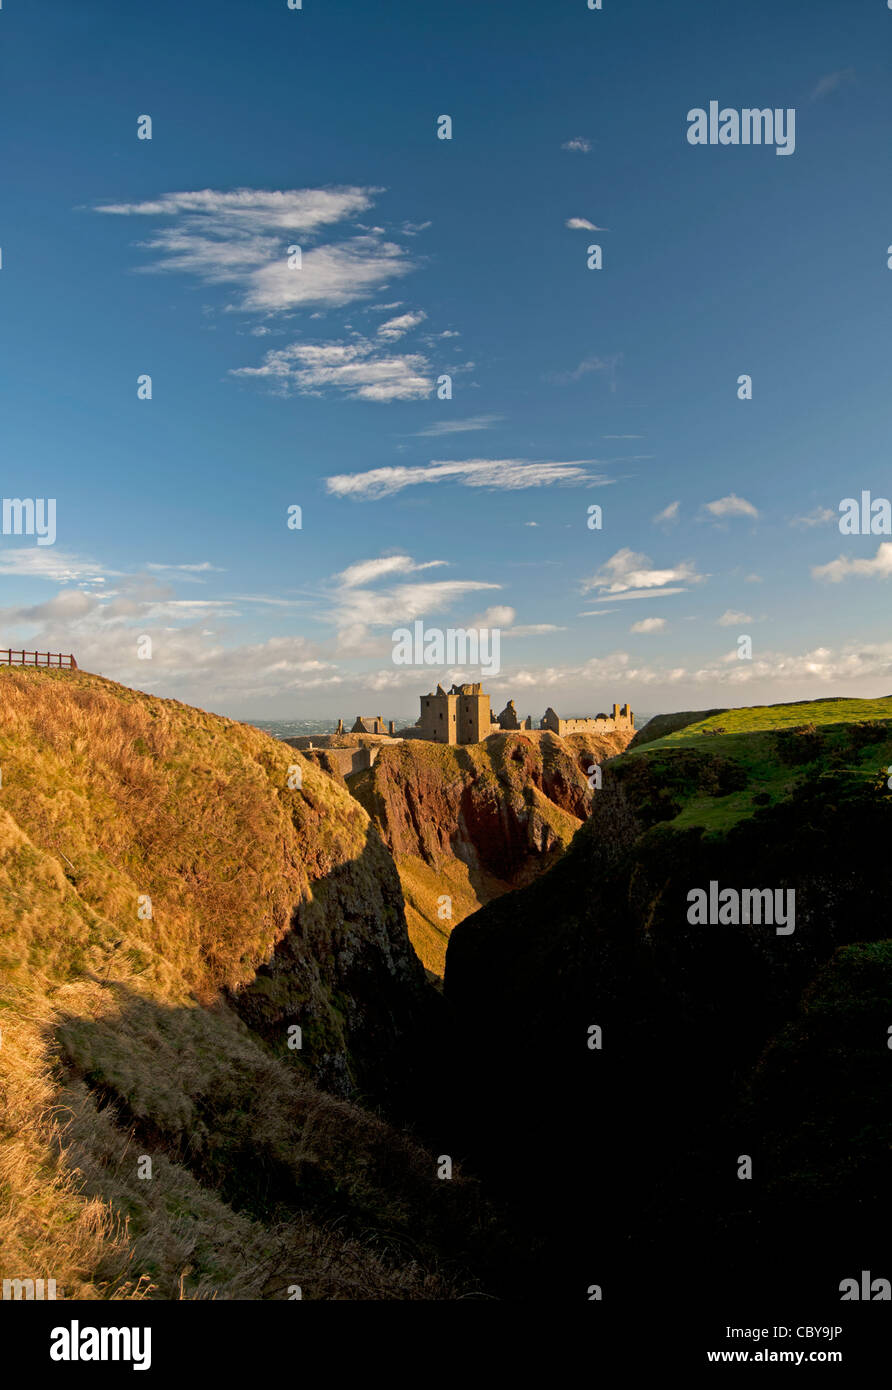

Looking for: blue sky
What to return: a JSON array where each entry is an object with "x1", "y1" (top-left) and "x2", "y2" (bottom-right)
[{"x1": 3, "y1": 0, "x2": 892, "y2": 720}]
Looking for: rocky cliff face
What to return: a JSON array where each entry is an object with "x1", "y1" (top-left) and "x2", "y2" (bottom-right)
[{"x1": 350, "y1": 727, "x2": 634, "y2": 973}]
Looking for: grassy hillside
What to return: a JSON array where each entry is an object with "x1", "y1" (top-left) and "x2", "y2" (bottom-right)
[
  {"x1": 616, "y1": 695, "x2": 892, "y2": 833},
  {"x1": 0, "y1": 668, "x2": 486, "y2": 1299}
]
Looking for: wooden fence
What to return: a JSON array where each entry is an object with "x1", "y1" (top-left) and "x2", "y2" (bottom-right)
[{"x1": 0, "y1": 650, "x2": 78, "y2": 670}]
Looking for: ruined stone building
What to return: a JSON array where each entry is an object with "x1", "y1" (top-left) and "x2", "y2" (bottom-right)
[
  {"x1": 351, "y1": 716, "x2": 390, "y2": 735},
  {"x1": 541, "y1": 703, "x2": 634, "y2": 736},
  {"x1": 410, "y1": 686, "x2": 632, "y2": 745},
  {"x1": 496, "y1": 699, "x2": 532, "y2": 731},
  {"x1": 414, "y1": 683, "x2": 500, "y2": 744},
  {"x1": 298, "y1": 689, "x2": 634, "y2": 755}
]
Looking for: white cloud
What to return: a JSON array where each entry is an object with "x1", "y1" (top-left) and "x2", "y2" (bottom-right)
[
  {"x1": 232, "y1": 335, "x2": 433, "y2": 401},
  {"x1": 717, "y1": 609, "x2": 752, "y2": 625},
  {"x1": 325, "y1": 458, "x2": 612, "y2": 500},
  {"x1": 336, "y1": 555, "x2": 446, "y2": 589},
  {"x1": 412, "y1": 415, "x2": 502, "y2": 437},
  {"x1": 146, "y1": 561, "x2": 225, "y2": 573},
  {"x1": 812, "y1": 541, "x2": 892, "y2": 583},
  {"x1": 599, "y1": 589, "x2": 689, "y2": 602},
  {"x1": 791, "y1": 506, "x2": 836, "y2": 528},
  {"x1": 0, "y1": 548, "x2": 118, "y2": 582},
  {"x1": 653, "y1": 501, "x2": 680, "y2": 525},
  {"x1": 97, "y1": 187, "x2": 419, "y2": 315},
  {"x1": 703, "y1": 494, "x2": 759, "y2": 520},
  {"x1": 630, "y1": 618, "x2": 666, "y2": 634},
  {"x1": 561, "y1": 137, "x2": 592, "y2": 152},
  {"x1": 377, "y1": 310, "x2": 427, "y2": 341},
  {"x1": 582, "y1": 547, "x2": 704, "y2": 597},
  {"x1": 471, "y1": 605, "x2": 515, "y2": 628},
  {"x1": 465, "y1": 604, "x2": 562, "y2": 637},
  {"x1": 565, "y1": 217, "x2": 607, "y2": 231},
  {"x1": 12, "y1": 590, "x2": 99, "y2": 622},
  {"x1": 331, "y1": 579, "x2": 500, "y2": 648},
  {"x1": 96, "y1": 187, "x2": 376, "y2": 231},
  {"x1": 481, "y1": 640, "x2": 892, "y2": 699}
]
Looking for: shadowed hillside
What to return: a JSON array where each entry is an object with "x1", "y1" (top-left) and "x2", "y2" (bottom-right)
[{"x1": 444, "y1": 696, "x2": 892, "y2": 1301}]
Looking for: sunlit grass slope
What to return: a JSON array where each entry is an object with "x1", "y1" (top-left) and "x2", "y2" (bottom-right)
[
  {"x1": 617, "y1": 695, "x2": 892, "y2": 834},
  {"x1": 0, "y1": 668, "x2": 484, "y2": 1299}
]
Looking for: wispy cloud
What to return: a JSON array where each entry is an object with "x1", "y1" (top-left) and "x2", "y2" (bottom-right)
[
  {"x1": 411, "y1": 414, "x2": 503, "y2": 437},
  {"x1": 717, "y1": 609, "x2": 752, "y2": 625},
  {"x1": 325, "y1": 458, "x2": 613, "y2": 500},
  {"x1": 546, "y1": 354, "x2": 622, "y2": 388},
  {"x1": 810, "y1": 68, "x2": 855, "y2": 101},
  {"x1": 97, "y1": 186, "x2": 418, "y2": 314},
  {"x1": 565, "y1": 217, "x2": 607, "y2": 231},
  {"x1": 326, "y1": 552, "x2": 500, "y2": 654},
  {"x1": 630, "y1": 617, "x2": 666, "y2": 634},
  {"x1": 146, "y1": 561, "x2": 225, "y2": 574},
  {"x1": 232, "y1": 335, "x2": 434, "y2": 401},
  {"x1": 0, "y1": 547, "x2": 118, "y2": 582},
  {"x1": 791, "y1": 506, "x2": 836, "y2": 528},
  {"x1": 653, "y1": 500, "x2": 680, "y2": 526},
  {"x1": 561, "y1": 137, "x2": 592, "y2": 153}
]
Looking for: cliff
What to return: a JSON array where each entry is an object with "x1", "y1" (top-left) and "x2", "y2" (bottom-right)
[
  {"x1": 349, "y1": 726, "x2": 634, "y2": 974},
  {"x1": 0, "y1": 668, "x2": 485, "y2": 1300}
]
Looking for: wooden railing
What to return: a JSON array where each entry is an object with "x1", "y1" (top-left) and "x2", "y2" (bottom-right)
[{"x1": 0, "y1": 649, "x2": 78, "y2": 670}]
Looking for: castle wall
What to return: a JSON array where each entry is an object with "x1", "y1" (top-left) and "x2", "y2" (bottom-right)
[
  {"x1": 541, "y1": 705, "x2": 635, "y2": 736},
  {"x1": 292, "y1": 745, "x2": 383, "y2": 778}
]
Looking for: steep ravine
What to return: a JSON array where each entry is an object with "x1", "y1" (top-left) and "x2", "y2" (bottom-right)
[
  {"x1": 443, "y1": 708, "x2": 892, "y2": 1301},
  {"x1": 350, "y1": 727, "x2": 633, "y2": 973}
]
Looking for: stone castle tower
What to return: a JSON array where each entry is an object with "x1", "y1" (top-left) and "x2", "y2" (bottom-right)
[{"x1": 416, "y1": 683, "x2": 493, "y2": 744}]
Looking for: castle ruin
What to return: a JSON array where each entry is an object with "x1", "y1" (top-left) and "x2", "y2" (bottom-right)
[
  {"x1": 283, "y1": 685, "x2": 634, "y2": 762},
  {"x1": 410, "y1": 684, "x2": 633, "y2": 745},
  {"x1": 415, "y1": 682, "x2": 496, "y2": 744}
]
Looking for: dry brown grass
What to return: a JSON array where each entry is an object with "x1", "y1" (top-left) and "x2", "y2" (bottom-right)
[{"x1": 0, "y1": 669, "x2": 483, "y2": 1300}]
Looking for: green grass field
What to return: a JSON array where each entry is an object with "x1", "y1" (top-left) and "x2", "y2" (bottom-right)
[
  {"x1": 642, "y1": 696, "x2": 892, "y2": 745},
  {"x1": 621, "y1": 696, "x2": 892, "y2": 834}
]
